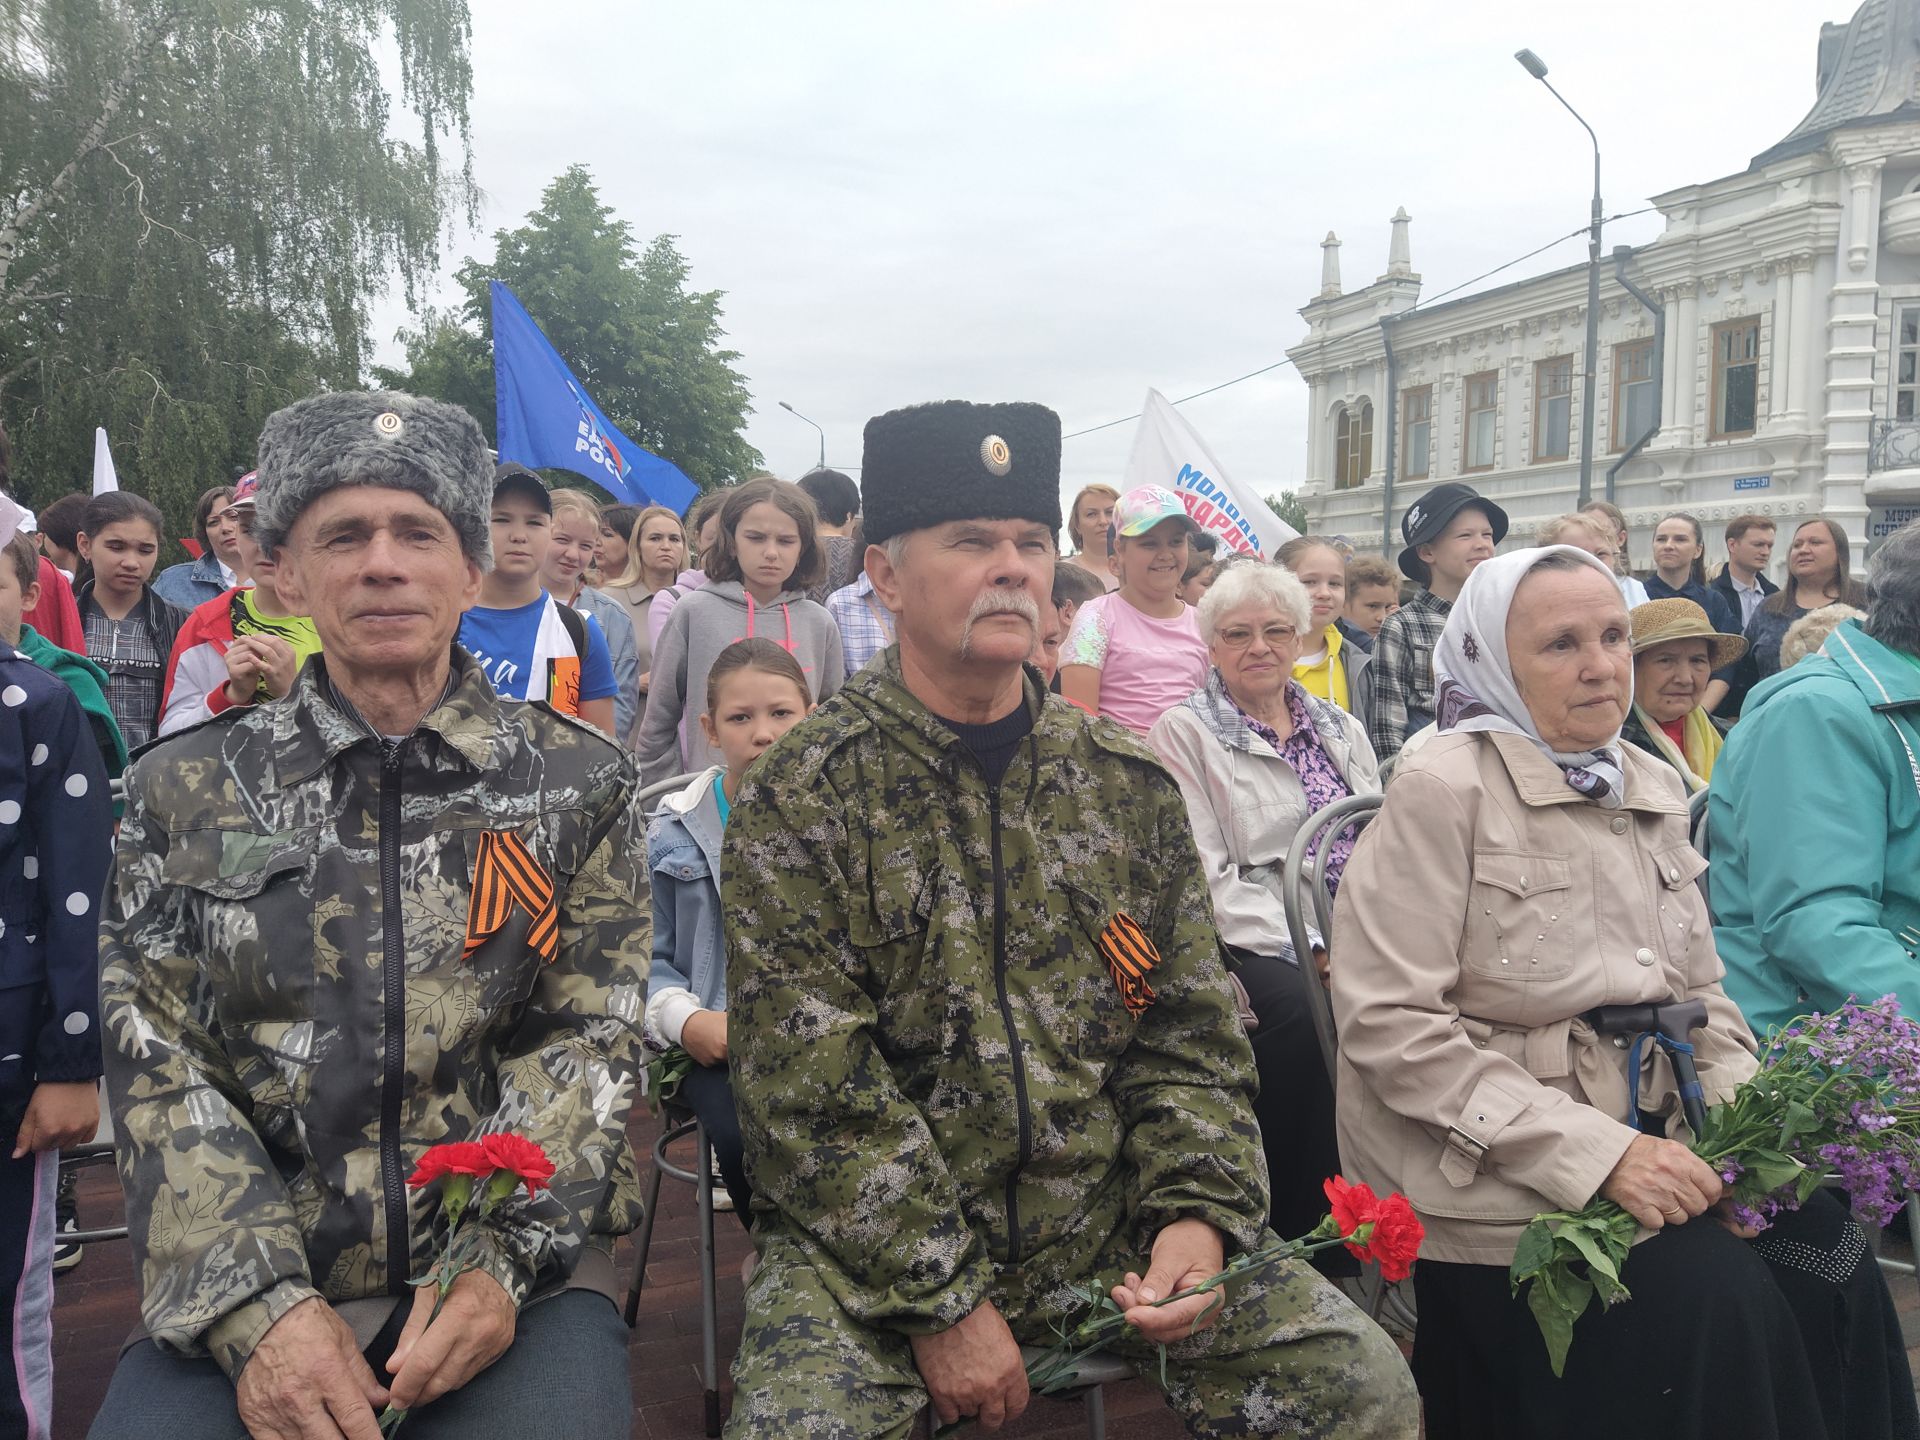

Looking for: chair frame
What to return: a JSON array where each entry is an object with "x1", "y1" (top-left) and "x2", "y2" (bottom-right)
[
  {"x1": 624, "y1": 775, "x2": 721, "y2": 1428},
  {"x1": 1279, "y1": 794, "x2": 1416, "y2": 1331},
  {"x1": 634, "y1": 772, "x2": 701, "y2": 813},
  {"x1": 54, "y1": 1140, "x2": 127, "y2": 1245},
  {"x1": 1279, "y1": 793, "x2": 1384, "y2": 1086},
  {"x1": 625, "y1": 1109, "x2": 723, "y2": 1437}
]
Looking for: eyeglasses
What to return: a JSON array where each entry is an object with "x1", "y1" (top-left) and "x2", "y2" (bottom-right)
[{"x1": 1215, "y1": 623, "x2": 1299, "y2": 651}]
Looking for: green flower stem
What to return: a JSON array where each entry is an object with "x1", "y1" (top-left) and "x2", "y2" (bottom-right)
[
  {"x1": 934, "y1": 1226, "x2": 1369, "y2": 1436},
  {"x1": 376, "y1": 1178, "x2": 503, "y2": 1436}
]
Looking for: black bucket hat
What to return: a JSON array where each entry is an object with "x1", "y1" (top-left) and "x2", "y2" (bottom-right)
[{"x1": 1397, "y1": 482, "x2": 1508, "y2": 586}]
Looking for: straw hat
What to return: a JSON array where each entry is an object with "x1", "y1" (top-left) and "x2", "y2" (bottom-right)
[{"x1": 1628, "y1": 598, "x2": 1748, "y2": 669}]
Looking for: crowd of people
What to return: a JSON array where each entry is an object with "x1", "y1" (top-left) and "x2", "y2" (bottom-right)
[{"x1": 2, "y1": 391, "x2": 1919, "y2": 1440}]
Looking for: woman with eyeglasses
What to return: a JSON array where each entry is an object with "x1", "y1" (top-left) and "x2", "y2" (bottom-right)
[{"x1": 1146, "y1": 561, "x2": 1380, "y2": 1261}]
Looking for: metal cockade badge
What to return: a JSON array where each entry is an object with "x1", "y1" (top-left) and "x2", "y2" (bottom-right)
[
  {"x1": 374, "y1": 411, "x2": 404, "y2": 437},
  {"x1": 980, "y1": 434, "x2": 1011, "y2": 476}
]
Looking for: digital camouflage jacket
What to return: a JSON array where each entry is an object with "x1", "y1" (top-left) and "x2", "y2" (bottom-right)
[
  {"x1": 724, "y1": 649, "x2": 1267, "y2": 1334},
  {"x1": 100, "y1": 649, "x2": 648, "y2": 1378}
]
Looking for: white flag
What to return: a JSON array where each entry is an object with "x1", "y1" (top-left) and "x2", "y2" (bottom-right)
[
  {"x1": 92, "y1": 426, "x2": 119, "y2": 496},
  {"x1": 1120, "y1": 388, "x2": 1296, "y2": 560}
]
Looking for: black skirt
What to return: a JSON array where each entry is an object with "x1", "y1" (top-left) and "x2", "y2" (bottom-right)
[
  {"x1": 1224, "y1": 948, "x2": 1356, "y2": 1278},
  {"x1": 1414, "y1": 1190, "x2": 1917, "y2": 1440}
]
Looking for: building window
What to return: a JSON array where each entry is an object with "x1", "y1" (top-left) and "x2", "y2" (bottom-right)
[
  {"x1": 1333, "y1": 401, "x2": 1373, "y2": 489},
  {"x1": 1403, "y1": 386, "x2": 1432, "y2": 479},
  {"x1": 1897, "y1": 306, "x2": 1920, "y2": 420},
  {"x1": 1613, "y1": 339, "x2": 1657, "y2": 450},
  {"x1": 1462, "y1": 371, "x2": 1498, "y2": 472},
  {"x1": 1534, "y1": 357, "x2": 1573, "y2": 461},
  {"x1": 1712, "y1": 318, "x2": 1760, "y2": 438}
]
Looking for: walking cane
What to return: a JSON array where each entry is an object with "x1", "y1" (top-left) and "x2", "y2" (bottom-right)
[{"x1": 1586, "y1": 996, "x2": 1711, "y2": 1138}]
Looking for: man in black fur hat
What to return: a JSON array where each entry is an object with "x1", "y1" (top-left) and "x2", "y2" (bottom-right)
[{"x1": 721, "y1": 400, "x2": 1418, "y2": 1437}]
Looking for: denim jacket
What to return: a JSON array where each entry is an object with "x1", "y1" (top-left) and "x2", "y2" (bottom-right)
[{"x1": 644, "y1": 766, "x2": 727, "y2": 1047}]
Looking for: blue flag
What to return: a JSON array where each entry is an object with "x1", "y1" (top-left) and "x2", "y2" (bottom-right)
[{"x1": 490, "y1": 280, "x2": 698, "y2": 512}]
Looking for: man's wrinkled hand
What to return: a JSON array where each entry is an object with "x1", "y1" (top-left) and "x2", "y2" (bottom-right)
[
  {"x1": 908, "y1": 1300, "x2": 1028, "y2": 1431},
  {"x1": 1111, "y1": 1217, "x2": 1227, "y2": 1343},
  {"x1": 384, "y1": 1268, "x2": 516, "y2": 1412},
  {"x1": 235, "y1": 1297, "x2": 386, "y2": 1440}
]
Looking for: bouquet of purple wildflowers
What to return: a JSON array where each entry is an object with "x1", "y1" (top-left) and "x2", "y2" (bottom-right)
[{"x1": 1511, "y1": 996, "x2": 1920, "y2": 1376}]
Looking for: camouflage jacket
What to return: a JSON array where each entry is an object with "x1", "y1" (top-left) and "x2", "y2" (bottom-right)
[
  {"x1": 725, "y1": 649, "x2": 1266, "y2": 1334},
  {"x1": 100, "y1": 649, "x2": 649, "y2": 1378}
]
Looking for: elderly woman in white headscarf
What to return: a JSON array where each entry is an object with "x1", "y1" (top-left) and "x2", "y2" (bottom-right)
[{"x1": 1330, "y1": 546, "x2": 1916, "y2": 1440}]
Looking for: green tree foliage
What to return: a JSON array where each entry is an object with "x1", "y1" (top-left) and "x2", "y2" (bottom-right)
[
  {"x1": 376, "y1": 165, "x2": 762, "y2": 493},
  {"x1": 1265, "y1": 490, "x2": 1309, "y2": 533},
  {"x1": 0, "y1": 0, "x2": 476, "y2": 548}
]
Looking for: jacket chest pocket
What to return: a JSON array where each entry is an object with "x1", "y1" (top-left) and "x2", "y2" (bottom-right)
[
  {"x1": 1650, "y1": 842, "x2": 1709, "y2": 971},
  {"x1": 161, "y1": 829, "x2": 316, "y2": 1027},
  {"x1": 1463, "y1": 850, "x2": 1575, "y2": 981},
  {"x1": 451, "y1": 826, "x2": 565, "y2": 1015},
  {"x1": 851, "y1": 856, "x2": 950, "y2": 1051}
]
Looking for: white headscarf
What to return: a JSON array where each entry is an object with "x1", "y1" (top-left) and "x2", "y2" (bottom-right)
[{"x1": 1433, "y1": 545, "x2": 1630, "y2": 808}]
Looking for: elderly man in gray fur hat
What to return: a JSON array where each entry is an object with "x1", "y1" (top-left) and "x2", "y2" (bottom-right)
[{"x1": 89, "y1": 392, "x2": 649, "y2": 1440}]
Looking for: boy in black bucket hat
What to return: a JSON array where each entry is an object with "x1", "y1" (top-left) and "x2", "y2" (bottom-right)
[{"x1": 1367, "y1": 482, "x2": 1507, "y2": 768}]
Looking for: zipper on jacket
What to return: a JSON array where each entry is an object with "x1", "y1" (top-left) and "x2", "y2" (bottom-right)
[
  {"x1": 377, "y1": 739, "x2": 411, "y2": 1293},
  {"x1": 987, "y1": 784, "x2": 1034, "y2": 1263}
]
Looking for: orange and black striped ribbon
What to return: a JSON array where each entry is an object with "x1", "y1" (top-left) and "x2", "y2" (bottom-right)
[
  {"x1": 1097, "y1": 911, "x2": 1159, "y2": 1018},
  {"x1": 463, "y1": 829, "x2": 560, "y2": 965}
]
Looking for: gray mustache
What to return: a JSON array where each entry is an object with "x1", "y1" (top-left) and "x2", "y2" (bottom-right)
[{"x1": 965, "y1": 591, "x2": 1040, "y2": 627}]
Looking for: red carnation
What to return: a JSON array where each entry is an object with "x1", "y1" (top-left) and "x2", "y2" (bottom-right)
[
  {"x1": 1357, "y1": 1193, "x2": 1425, "y2": 1282},
  {"x1": 1323, "y1": 1174, "x2": 1383, "y2": 1253},
  {"x1": 406, "y1": 1141, "x2": 490, "y2": 1189},
  {"x1": 481, "y1": 1133, "x2": 556, "y2": 1194}
]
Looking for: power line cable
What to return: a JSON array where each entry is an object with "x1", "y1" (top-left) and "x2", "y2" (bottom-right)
[{"x1": 1060, "y1": 205, "x2": 1664, "y2": 442}]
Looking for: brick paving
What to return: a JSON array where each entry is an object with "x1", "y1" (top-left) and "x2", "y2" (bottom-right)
[{"x1": 43, "y1": 1107, "x2": 1920, "y2": 1437}]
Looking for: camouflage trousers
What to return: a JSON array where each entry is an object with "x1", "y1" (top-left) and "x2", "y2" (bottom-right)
[{"x1": 725, "y1": 1227, "x2": 1420, "y2": 1439}]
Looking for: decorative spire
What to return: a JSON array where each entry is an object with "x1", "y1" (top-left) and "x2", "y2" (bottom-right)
[
  {"x1": 1385, "y1": 207, "x2": 1413, "y2": 278},
  {"x1": 1319, "y1": 232, "x2": 1342, "y2": 298}
]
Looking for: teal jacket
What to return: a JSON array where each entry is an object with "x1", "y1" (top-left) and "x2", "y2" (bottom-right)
[{"x1": 1709, "y1": 619, "x2": 1920, "y2": 1037}]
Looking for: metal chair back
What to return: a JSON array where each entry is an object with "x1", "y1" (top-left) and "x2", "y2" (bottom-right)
[
  {"x1": 1278, "y1": 793, "x2": 1418, "y2": 1336},
  {"x1": 635, "y1": 772, "x2": 701, "y2": 814},
  {"x1": 55, "y1": 1141, "x2": 128, "y2": 1245},
  {"x1": 1279, "y1": 792, "x2": 1385, "y2": 1082}
]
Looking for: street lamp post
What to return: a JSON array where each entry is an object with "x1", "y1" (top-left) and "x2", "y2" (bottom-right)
[
  {"x1": 1516, "y1": 48, "x2": 1602, "y2": 508},
  {"x1": 778, "y1": 400, "x2": 827, "y2": 472}
]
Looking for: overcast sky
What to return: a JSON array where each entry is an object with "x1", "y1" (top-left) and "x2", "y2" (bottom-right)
[{"x1": 374, "y1": 0, "x2": 1849, "y2": 520}]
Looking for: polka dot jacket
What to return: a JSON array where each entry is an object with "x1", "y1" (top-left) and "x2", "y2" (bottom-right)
[{"x1": 0, "y1": 637, "x2": 114, "y2": 1116}]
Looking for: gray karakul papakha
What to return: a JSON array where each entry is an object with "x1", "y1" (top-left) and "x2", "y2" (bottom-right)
[{"x1": 252, "y1": 389, "x2": 496, "y2": 565}]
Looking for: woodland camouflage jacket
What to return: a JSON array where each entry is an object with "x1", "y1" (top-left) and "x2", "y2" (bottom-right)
[
  {"x1": 724, "y1": 649, "x2": 1268, "y2": 1334},
  {"x1": 99, "y1": 650, "x2": 648, "y2": 1378}
]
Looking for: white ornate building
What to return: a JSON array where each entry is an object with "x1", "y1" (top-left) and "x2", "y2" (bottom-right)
[{"x1": 1289, "y1": 0, "x2": 1920, "y2": 575}]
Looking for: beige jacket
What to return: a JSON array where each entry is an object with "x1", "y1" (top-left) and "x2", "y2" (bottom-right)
[
  {"x1": 1330, "y1": 729, "x2": 1757, "y2": 1266},
  {"x1": 1148, "y1": 677, "x2": 1380, "y2": 959}
]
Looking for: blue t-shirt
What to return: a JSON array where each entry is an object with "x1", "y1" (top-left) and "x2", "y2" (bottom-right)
[{"x1": 458, "y1": 592, "x2": 617, "y2": 705}]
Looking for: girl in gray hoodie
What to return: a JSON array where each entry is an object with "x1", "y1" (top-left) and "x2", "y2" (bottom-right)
[{"x1": 634, "y1": 478, "x2": 844, "y2": 784}]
